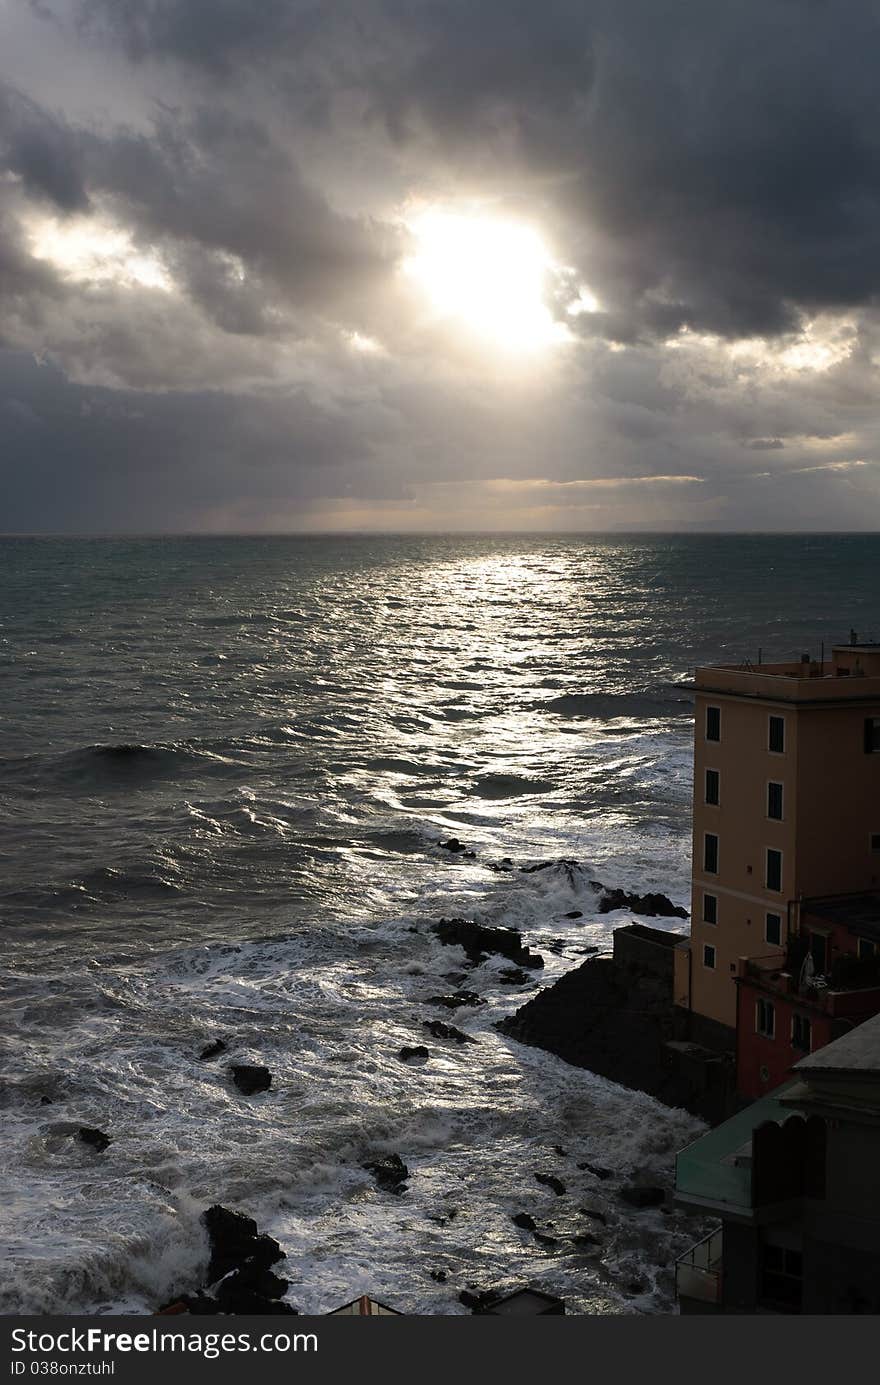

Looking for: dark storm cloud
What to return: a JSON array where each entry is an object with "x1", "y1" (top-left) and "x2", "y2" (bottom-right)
[
  {"x1": 0, "y1": 84, "x2": 88, "y2": 210},
  {"x1": 63, "y1": 0, "x2": 880, "y2": 341},
  {"x1": 2, "y1": 0, "x2": 879, "y2": 531}
]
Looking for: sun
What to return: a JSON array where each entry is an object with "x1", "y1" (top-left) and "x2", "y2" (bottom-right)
[{"x1": 402, "y1": 207, "x2": 570, "y2": 353}]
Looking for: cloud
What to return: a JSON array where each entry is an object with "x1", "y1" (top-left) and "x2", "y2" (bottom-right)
[{"x1": 0, "y1": 1, "x2": 879, "y2": 531}]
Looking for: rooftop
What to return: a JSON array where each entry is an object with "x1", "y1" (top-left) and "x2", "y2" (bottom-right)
[
  {"x1": 802, "y1": 893, "x2": 880, "y2": 944},
  {"x1": 794, "y1": 1010, "x2": 880, "y2": 1076},
  {"x1": 675, "y1": 1084, "x2": 798, "y2": 1215}
]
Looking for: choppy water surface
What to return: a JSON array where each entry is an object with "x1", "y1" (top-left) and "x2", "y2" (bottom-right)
[{"x1": 2, "y1": 534, "x2": 878, "y2": 1314}]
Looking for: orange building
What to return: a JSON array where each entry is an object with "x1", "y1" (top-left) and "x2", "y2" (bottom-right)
[{"x1": 674, "y1": 641, "x2": 880, "y2": 1049}]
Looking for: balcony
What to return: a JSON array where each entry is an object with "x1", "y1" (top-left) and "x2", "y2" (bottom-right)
[
  {"x1": 675, "y1": 1229, "x2": 723, "y2": 1307},
  {"x1": 742, "y1": 948, "x2": 880, "y2": 1019}
]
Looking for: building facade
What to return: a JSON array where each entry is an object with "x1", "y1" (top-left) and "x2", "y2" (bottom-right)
[
  {"x1": 674, "y1": 641, "x2": 880, "y2": 1051},
  {"x1": 674, "y1": 1011, "x2": 880, "y2": 1314}
]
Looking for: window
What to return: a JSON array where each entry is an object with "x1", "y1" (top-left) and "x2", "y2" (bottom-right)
[
  {"x1": 756, "y1": 998, "x2": 775, "y2": 1038},
  {"x1": 865, "y1": 719, "x2": 880, "y2": 753},
  {"x1": 769, "y1": 715, "x2": 785, "y2": 754},
  {"x1": 871, "y1": 833, "x2": 880, "y2": 853},
  {"x1": 858, "y1": 938, "x2": 876, "y2": 961},
  {"x1": 703, "y1": 943, "x2": 716, "y2": 969},
  {"x1": 706, "y1": 705, "x2": 721, "y2": 742},
  {"x1": 765, "y1": 912, "x2": 782, "y2": 946},
  {"x1": 767, "y1": 782, "x2": 783, "y2": 820},
  {"x1": 760, "y1": 1245, "x2": 803, "y2": 1311},
  {"x1": 705, "y1": 768, "x2": 720, "y2": 805},
  {"x1": 703, "y1": 893, "x2": 718, "y2": 925},
  {"x1": 766, "y1": 847, "x2": 782, "y2": 892},
  {"x1": 792, "y1": 1014, "x2": 811, "y2": 1052},
  {"x1": 704, "y1": 832, "x2": 719, "y2": 874}
]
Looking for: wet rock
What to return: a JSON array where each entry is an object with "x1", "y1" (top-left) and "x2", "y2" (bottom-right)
[
  {"x1": 618, "y1": 1185, "x2": 666, "y2": 1209},
  {"x1": 77, "y1": 1127, "x2": 111, "y2": 1152},
  {"x1": 430, "y1": 1270, "x2": 448, "y2": 1283},
  {"x1": 578, "y1": 1162, "x2": 613, "y2": 1180},
  {"x1": 626, "y1": 1278, "x2": 649, "y2": 1296},
  {"x1": 594, "y1": 885, "x2": 688, "y2": 919},
  {"x1": 422, "y1": 1020, "x2": 477, "y2": 1045},
  {"x1": 364, "y1": 1153, "x2": 409, "y2": 1194},
  {"x1": 427, "y1": 991, "x2": 485, "y2": 1009},
  {"x1": 498, "y1": 967, "x2": 532, "y2": 985},
  {"x1": 398, "y1": 1045, "x2": 430, "y2": 1063},
  {"x1": 578, "y1": 1207, "x2": 608, "y2": 1224},
  {"x1": 39, "y1": 1096, "x2": 53, "y2": 1106},
  {"x1": 571, "y1": 1232, "x2": 603, "y2": 1249},
  {"x1": 199, "y1": 1039, "x2": 227, "y2": 1061},
  {"x1": 216, "y1": 1261, "x2": 289, "y2": 1313},
  {"x1": 534, "y1": 1172, "x2": 566, "y2": 1196},
  {"x1": 552, "y1": 1145, "x2": 567, "y2": 1157},
  {"x1": 203, "y1": 1205, "x2": 285, "y2": 1284},
  {"x1": 438, "y1": 838, "x2": 475, "y2": 858},
  {"x1": 229, "y1": 1064, "x2": 272, "y2": 1095},
  {"x1": 512, "y1": 1212, "x2": 537, "y2": 1231},
  {"x1": 533, "y1": 1233, "x2": 558, "y2": 1248},
  {"x1": 563, "y1": 910, "x2": 583, "y2": 919},
  {"x1": 520, "y1": 859, "x2": 579, "y2": 875},
  {"x1": 434, "y1": 918, "x2": 543, "y2": 969}
]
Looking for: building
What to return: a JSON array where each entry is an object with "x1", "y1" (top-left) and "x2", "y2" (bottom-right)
[
  {"x1": 327, "y1": 1295, "x2": 402, "y2": 1315},
  {"x1": 674, "y1": 1010, "x2": 880, "y2": 1314},
  {"x1": 674, "y1": 640, "x2": 880, "y2": 1053},
  {"x1": 735, "y1": 892, "x2": 880, "y2": 1098}
]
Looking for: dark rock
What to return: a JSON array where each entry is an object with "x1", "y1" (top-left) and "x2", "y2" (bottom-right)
[
  {"x1": 422, "y1": 1020, "x2": 476, "y2": 1045},
  {"x1": 520, "y1": 859, "x2": 579, "y2": 875},
  {"x1": 578, "y1": 1208, "x2": 608, "y2": 1224},
  {"x1": 563, "y1": 910, "x2": 583, "y2": 919},
  {"x1": 427, "y1": 991, "x2": 485, "y2": 1009},
  {"x1": 533, "y1": 1233, "x2": 558, "y2": 1248},
  {"x1": 512, "y1": 1212, "x2": 537, "y2": 1231},
  {"x1": 434, "y1": 918, "x2": 543, "y2": 969},
  {"x1": 39, "y1": 1096, "x2": 53, "y2": 1106},
  {"x1": 571, "y1": 1232, "x2": 603, "y2": 1249},
  {"x1": 364, "y1": 1153, "x2": 409, "y2": 1193},
  {"x1": 626, "y1": 1278, "x2": 649, "y2": 1296},
  {"x1": 498, "y1": 967, "x2": 531, "y2": 985},
  {"x1": 398, "y1": 1045, "x2": 430, "y2": 1063},
  {"x1": 578, "y1": 1162, "x2": 613, "y2": 1180},
  {"x1": 534, "y1": 1172, "x2": 566, "y2": 1196},
  {"x1": 199, "y1": 1039, "x2": 227, "y2": 1061},
  {"x1": 216, "y1": 1260, "x2": 289, "y2": 1311},
  {"x1": 229, "y1": 1064, "x2": 272, "y2": 1095},
  {"x1": 77, "y1": 1127, "x2": 111, "y2": 1152},
  {"x1": 595, "y1": 887, "x2": 687, "y2": 919},
  {"x1": 203, "y1": 1206, "x2": 284, "y2": 1284},
  {"x1": 618, "y1": 1185, "x2": 666, "y2": 1209},
  {"x1": 439, "y1": 838, "x2": 474, "y2": 856},
  {"x1": 552, "y1": 1145, "x2": 567, "y2": 1157},
  {"x1": 430, "y1": 1270, "x2": 447, "y2": 1283}
]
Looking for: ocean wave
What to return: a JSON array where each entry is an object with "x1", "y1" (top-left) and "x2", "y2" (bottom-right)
[{"x1": 539, "y1": 692, "x2": 692, "y2": 720}]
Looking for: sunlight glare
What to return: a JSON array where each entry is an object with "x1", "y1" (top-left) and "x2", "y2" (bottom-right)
[
  {"x1": 403, "y1": 208, "x2": 570, "y2": 353},
  {"x1": 26, "y1": 214, "x2": 172, "y2": 291}
]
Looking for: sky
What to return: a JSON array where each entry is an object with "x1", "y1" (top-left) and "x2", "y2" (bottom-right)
[{"x1": 1, "y1": 0, "x2": 879, "y2": 533}]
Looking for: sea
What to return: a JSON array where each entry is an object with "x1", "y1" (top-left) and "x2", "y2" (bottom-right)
[{"x1": 2, "y1": 532, "x2": 879, "y2": 1316}]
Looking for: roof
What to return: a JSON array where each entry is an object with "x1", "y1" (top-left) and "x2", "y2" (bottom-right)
[
  {"x1": 802, "y1": 892, "x2": 880, "y2": 944},
  {"x1": 794, "y1": 1010, "x2": 880, "y2": 1075}
]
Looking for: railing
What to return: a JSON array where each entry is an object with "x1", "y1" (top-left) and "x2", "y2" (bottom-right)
[
  {"x1": 743, "y1": 950, "x2": 880, "y2": 1015},
  {"x1": 675, "y1": 1229, "x2": 723, "y2": 1305}
]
